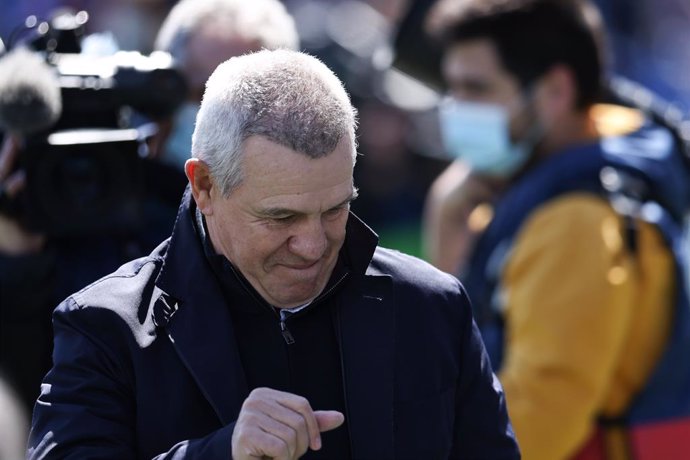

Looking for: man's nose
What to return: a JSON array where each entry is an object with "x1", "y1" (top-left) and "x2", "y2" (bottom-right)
[{"x1": 287, "y1": 217, "x2": 327, "y2": 261}]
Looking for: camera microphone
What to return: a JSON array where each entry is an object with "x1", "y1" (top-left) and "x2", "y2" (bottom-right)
[{"x1": 0, "y1": 47, "x2": 62, "y2": 135}]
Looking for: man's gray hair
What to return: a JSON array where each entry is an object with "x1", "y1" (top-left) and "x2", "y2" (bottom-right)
[
  {"x1": 193, "y1": 49, "x2": 358, "y2": 196},
  {"x1": 154, "y1": 0, "x2": 299, "y2": 64}
]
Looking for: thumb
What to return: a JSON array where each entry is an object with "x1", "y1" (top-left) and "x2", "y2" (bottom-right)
[{"x1": 315, "y1": 410, "x2": 345, "y2": 433}]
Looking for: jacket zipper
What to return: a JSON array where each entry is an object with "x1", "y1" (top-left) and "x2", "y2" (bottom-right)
[
  {"x1": 277, "y1": 272, "x2": 349, "y2": 345},
  {"x1": 224, "y1": 262, "x2": 296, "y2": 344},
  {"x1": 279, "y1": 311, "x2": 296, "y2": 344}
]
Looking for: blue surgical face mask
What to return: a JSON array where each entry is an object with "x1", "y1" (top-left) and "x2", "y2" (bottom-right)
[
  {"x1": 438, "y1": 98, "x2": 536, "y2": 178},
  {"x1": 162, "y1": 101, "x2": 200, "y2": 170}
]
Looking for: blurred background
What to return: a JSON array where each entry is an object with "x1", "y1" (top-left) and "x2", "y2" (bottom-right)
[{"x1": 1, "y1": 0, "x2": 687, "y2": 257}]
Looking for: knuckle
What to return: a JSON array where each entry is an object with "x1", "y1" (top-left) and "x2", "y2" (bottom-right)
[
  {"x1": 264, "y1": 434, "x2": 289, "y2": 457},
  {"x1": 243, "y1": 398, "x2": 260, "y2": 411},
  {"x1": 248, "y1": 387, "x2": 266, "y2": 398},
  {"x1": 243, "y1": 393, "x2": 270, "y2": 411},
  {"x1": 232, "y1": 423, "x2": 253, "y2": 444},
  {"x1": 241, "y1": 411, "x2": 260, "y2": 426},
  {"x1": 277, "y1": 423, "x2": 298, "y2": 443},
  {"x1": 290, "y1": 412, "x2": 307, "y2": 432},
  {"x1": 294, "y1": 396, "x2": 311, "y2": 412}
]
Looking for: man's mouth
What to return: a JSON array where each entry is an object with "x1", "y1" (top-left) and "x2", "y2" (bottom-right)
[{"x1": 283, "y1": 260, "x2": 320, "y2": 271}]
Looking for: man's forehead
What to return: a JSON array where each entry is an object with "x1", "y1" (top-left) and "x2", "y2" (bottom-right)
[
  {"x1": 442, "y1": 39, "x2": 522, "y2": 99},
  {"x1": 444, "y1": 40, "x2": 503, "y2": 76},
  {"x1": 232, "y1": 137, "x2": 356, "y2": 211}
]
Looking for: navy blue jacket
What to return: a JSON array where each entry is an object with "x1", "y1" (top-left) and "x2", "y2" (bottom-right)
[{"x1": 28, "y1": 190, "x2": 519, "y2": 459}]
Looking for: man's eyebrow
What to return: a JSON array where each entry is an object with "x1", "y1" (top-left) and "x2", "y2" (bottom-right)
[
  {"x1": 258, "y1": 190, "x2": 359, "y2": 218},
  {"x1": 340, "y1": 189, "x2": 359, "y2": 206},
  {"x1": 331, "y1": 189, "x2": 359, "y2": 210},
  {"x1": 451, "y1": 77, "x2": 493, "y2": 94},
  {"x1": 257, "y1": 207, "x2": 299, "y2": 219}
]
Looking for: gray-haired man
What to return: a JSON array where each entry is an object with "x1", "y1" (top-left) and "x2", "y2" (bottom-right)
[{"x1": 29, "y1": 49, "x2": 519, "y2": 459}]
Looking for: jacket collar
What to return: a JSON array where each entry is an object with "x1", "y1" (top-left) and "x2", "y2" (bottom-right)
[
  {"x1": 153, "y1": 187, "x2": 248, "y2": 424},
  {"x1": 154, "y1": 188, "x2": 395, "y2": 457}
]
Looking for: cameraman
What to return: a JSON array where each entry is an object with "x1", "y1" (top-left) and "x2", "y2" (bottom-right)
[{"x1": 0, "y1": 0, "x2": 299, "y2": 415}]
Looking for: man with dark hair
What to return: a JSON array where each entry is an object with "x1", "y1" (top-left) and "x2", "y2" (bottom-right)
[{"x1": 423, "y1": 0, "x2": 690, "y2": 458}]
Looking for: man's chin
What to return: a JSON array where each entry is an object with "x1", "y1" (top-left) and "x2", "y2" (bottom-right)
[
  {"x1": 261, "y1": 262, "x2": 335, "y2": 307},
  {"x1": 268, "y1": 281, "x2": 323, "y2": 309}
]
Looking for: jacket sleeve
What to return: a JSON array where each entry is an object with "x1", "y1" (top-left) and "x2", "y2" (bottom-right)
[
  {"x1": 451, "y1": 283, "x2": 521, "y2": 459},
  {"x1": 28, "y1": 299, "x2": 234, "y2": 459}
]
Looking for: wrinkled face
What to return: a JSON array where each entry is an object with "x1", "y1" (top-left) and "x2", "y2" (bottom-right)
[
  {"x1": 442, "y1": 38, "x2": 532, "y2": 139},
  {"x1": 204, "y1": 136, "x2": 356, "y2": 308}
]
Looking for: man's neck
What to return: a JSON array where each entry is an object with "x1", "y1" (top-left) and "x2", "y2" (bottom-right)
[{"x1": 535, "y1": 108, "x2": 599, "y2": 160}]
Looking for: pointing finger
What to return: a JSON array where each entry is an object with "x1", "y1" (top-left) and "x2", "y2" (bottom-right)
[{"x1": 315, "y1": 410, "x2": 345, "y2": 433}]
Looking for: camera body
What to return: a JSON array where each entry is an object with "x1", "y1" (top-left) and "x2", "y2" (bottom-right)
[
  {"x1": 15, "y1": 10, "x2": 187, "y2": 237},
  {"x1": 21, "y1": 129, "x2": 145, "y2": 236},
  {"x1": 52, "y1": 50, "x2": 187, "y2": 129}
]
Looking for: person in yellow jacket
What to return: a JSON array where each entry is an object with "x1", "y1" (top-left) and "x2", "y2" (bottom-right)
[{"x1": 420, "y1": 0, "x2": 690, "y2": 458}]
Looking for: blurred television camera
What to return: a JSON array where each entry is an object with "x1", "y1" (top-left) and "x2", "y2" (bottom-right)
[{"x1": 0, "y1": 9, "x2": 186, "y2": 237}]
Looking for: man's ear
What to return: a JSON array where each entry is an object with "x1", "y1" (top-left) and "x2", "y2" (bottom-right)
[
  {"x1": 185, "y1": 158, "x2": 214, "y2": 216},
  {"x1": 534, "y1": 64, "x2": 578, "y2": 119}
]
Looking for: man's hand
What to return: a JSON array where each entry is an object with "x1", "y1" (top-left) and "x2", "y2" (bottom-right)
[
  {"x1": 231, "y1": 388, "x2": 345, "y2": 460},
  {"x1": 0, "y1": 135, "x2": 45, "y2": 255},
  {"x1": 423, "y1": 160, "x2": 503, "y2": 273}
]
